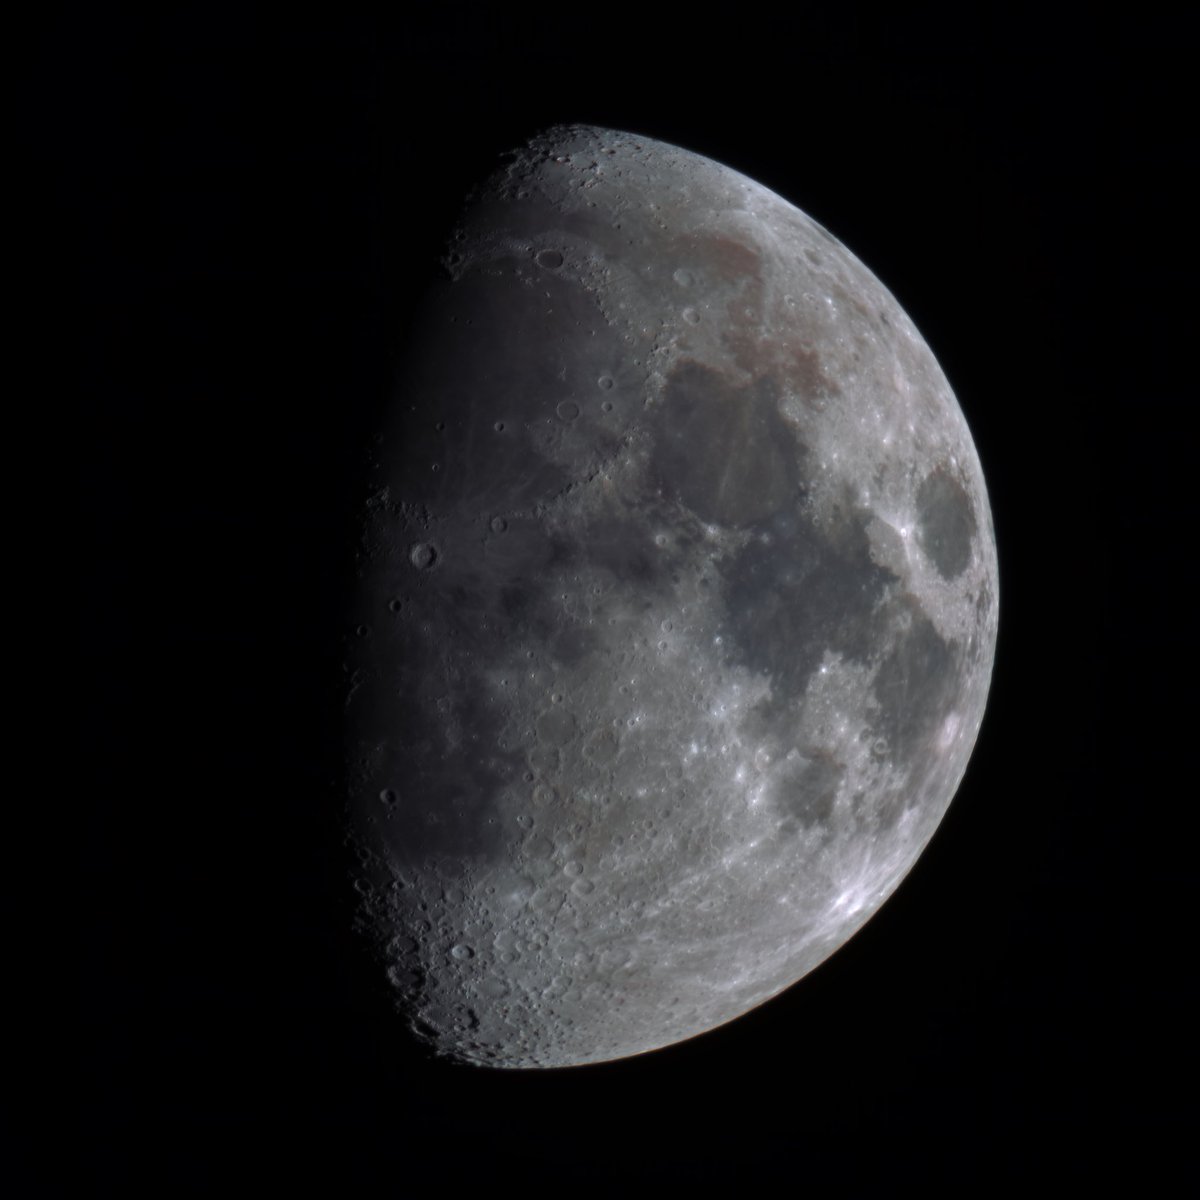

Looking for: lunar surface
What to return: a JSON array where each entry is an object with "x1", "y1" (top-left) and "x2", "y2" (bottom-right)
[{"x1": 344, "y1": 125, "x2": 998, "y2": 1068}]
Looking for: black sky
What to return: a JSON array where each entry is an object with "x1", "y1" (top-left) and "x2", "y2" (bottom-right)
[{"x1": 51, "y1": 7, "x2": 1193, "y2": 1191}]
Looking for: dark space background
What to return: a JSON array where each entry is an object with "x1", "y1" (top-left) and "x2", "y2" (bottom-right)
[{"x1": 47, "y1": 6, "x2": 1192, "y2": 1190}]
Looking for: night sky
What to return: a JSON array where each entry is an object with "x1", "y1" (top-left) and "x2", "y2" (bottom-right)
[{"x1": 54, "y1": 7, "x2": 1192, "y2": 1190}]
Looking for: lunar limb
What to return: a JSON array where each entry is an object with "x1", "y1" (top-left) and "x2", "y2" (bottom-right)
[{"x1": 344, "y1": 126, "x2": 998, "y2": 1068}]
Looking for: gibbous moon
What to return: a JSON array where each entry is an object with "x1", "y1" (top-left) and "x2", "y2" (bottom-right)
[{"x1": 344, "y1": 125, "x2": 998, "y2": 1068}]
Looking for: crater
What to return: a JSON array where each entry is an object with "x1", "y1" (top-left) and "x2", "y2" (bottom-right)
[
  {"x1": 536, "y1": 706, "x2": 577, "y2": 747},
  {"x1": 410, "y1": 542, "x2": 439, "y2": 570}
]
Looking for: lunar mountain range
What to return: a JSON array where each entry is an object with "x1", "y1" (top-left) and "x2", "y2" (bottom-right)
[{"x1": 344, "y1": 125, "x2": 998, "y2": 1068}]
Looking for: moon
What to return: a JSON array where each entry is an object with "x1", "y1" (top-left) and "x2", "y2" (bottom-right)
[{"x1": 344, "y1": 125, "x2": 998, "y2": 1068}]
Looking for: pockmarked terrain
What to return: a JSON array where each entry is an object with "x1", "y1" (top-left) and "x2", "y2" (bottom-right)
[{"x1": 345, "y1": 125, "x2": 999, "y2": 1068}]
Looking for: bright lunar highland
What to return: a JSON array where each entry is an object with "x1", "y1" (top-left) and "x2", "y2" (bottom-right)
[{"x1": 344, "y1": 125, "x2": 998, "y2": 1068}]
